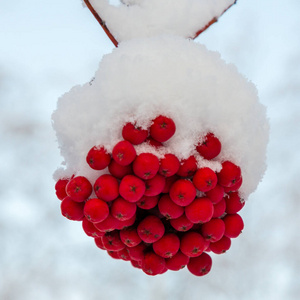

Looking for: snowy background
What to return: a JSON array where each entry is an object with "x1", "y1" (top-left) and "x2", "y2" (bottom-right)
[{"x1": 1, "y1": 0, "x2": 299, "y2": 299}]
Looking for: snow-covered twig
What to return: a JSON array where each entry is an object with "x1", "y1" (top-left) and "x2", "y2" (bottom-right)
[{"x1": 84, "y1": 0, "x2": 237, "y2": 47}]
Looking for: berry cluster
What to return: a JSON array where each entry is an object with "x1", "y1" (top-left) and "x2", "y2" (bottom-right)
[{"x1": 55, "y1": 115, "x2": 245, "y2": 276}]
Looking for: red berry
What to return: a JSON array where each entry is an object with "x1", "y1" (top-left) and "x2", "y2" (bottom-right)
[
  {"x1": 142, "y1": 251, "x2": 166, "y2": 276},
  {"x1": 112, "y1": 140, "x2": 136, "y2": 166},
  {"x1": 86, "y1": 146, "x2": 111, "y2": 170},
  {"x1": 94, "y1": 237, "x2": 106, "y2": 250},
  {"x1": 185, "y1": 197, "x2": 214, "y2": 224},
  {"x1": 60, "y1": 196, "x2": 85, "y2": 221},
  {"x1": 111, "y1": 197, "x2": 137, "y2": 221},
  {"x1": 66, "y1": 176, "x2": 92, "y2": 202},
  {"x1": 209, "y1": 236, "x2": 231, "y2": 254},
  {"x1": 223, "y1": 176, "x2": 243, "y2": 193},
  {"x1": 153, "y1": 233, "x2": 180, "y2": 258},
  {"x1": 170, "y1": 214, "x2": 194, "y2": 232},
  {"x1": 144, "y1": 174, "x2": 166, "y2": 196},
  {"x1": 119, "y1": 175, "x2": 146, "y2": 202},
  {"x1": 205, "y1": 184, "x2": 224, "y2": 204},
  {"x1": 107, "y1": 250, "x2": 121, "y2": 260},
  {"x1": 165, "y1": 251, "x2": 190, "y2": 271},
  {"x1": 136, "y1": 195, "x2": 159, "y2": 210},
  {"x1": 217, "y1": 161, "x2": 242, "y2": 187},
  {"x1": 212, "y1": 197, "x2": 226, "y2": 218},
  {"x1": 108, "y1": 159, "x2": 133, "y2": 179},
  {"x1": 159, "y1": 154, "x2": 180, "y2": 177},
  {"x1": 201, "y1": 218, "x2": 225, "y2": 242},
  {"x1": 84, "y1": 198, "x2": 109, "y2": 223},
  {"x1": 55, "y1": 178, "x2": 69, "y2": 200},
  {"x1": 93, "y1": 214, "x2": 119, "y2": 232},
  {"x1": 180, "y1": 231, "x2": 206, "y2": 257},
  {"x1": 82, "y1": 217, "x2": 104, "y2": 238},
  {"x1": 131, "y1": 259, "x2": 142, "y2": 269},
  {"x1": 196, "y1": 133, "x2": 221, "y2": 160},
  {"x1": 223, "y1": 213, "x2": 244, "y2": 238},
  {"x1": 116, "y1": 248, "x2": 131, "y2": 261},
  {"x1": 158, "y1": 194, "x2": 184, "y2": 219},
  {"x1": 119, "y1": 226, "x2": 142, "y2": 247},
  {"x1": 193, "y1": 167, "x2": 218, "y2": 192},
  {"x1": 169, "y1": 179, "x2": 196, "y2": 207},
  {"x1": 137, "y1": 215, "x2": 165, "y2": 243},
  {"x1": 133, "y1": 153, "x2": 160, "y2": 180},
  {"x1": 127, "y1": 243, "x2": 147, "y2": 261},
  {"x1": 122, "y1": 122, "x2": 148, "y2": 145},
  {"x1": 176, "y1": 156, "x2": 197, "y2": 177},
  {"x1": 94, "y1": 174, "x2": 119, "y2": 202},
  {"x1": 115, "y1": 215, "x2": 136, "y2": 231},
  {"x1": 225, "y1": 192, "x2": 245, "y2": 214},
  {"x1": 187, "y1": 252, "x2": 212, "y2": 276},
  {"x1": 150, "y1": 115, "x2": 176, "y2": 143},
  {"x1": 102, "y1": 231, "x2": 125, "y2": 251}
]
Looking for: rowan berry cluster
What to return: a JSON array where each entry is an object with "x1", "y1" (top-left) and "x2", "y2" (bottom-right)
[{"x1": 55, "y1": 115, "x2": 245, "y2": 276}]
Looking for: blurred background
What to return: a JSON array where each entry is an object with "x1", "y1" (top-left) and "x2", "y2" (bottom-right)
[{"x1": 0, "y1": 0, "x2": 299, "y2": 299}]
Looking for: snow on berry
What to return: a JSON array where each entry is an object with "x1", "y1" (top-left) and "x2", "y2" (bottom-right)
[{"x1": 53, "y1": 36, "x2": 268, "y2": 199}]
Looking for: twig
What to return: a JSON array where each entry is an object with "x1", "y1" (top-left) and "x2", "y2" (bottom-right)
[
  {"x1": 192, "y1": 0, "x2": 237, "y2": 39},
  {"x1": 83, "y1": 0, "x2": 119, "y2": 47},
  {"x1": 83, "y1": 0, "x2": 237, "y2": 46}
]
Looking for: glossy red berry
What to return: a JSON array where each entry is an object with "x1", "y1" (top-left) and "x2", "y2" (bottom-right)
[
  {"x1": 86, "y1": 146, "x2": 111, "y2": 170},
  {"x1": 196, "y1": 133, "x2": 221, "y2": 160},
  {"x1": 150, "y1": 115, "x2": 176, "y2": 143},
  {"x1": 122, "y1": 122, "x2": 148, "y2": 145}
]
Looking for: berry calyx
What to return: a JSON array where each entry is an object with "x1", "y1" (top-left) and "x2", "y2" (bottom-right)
[
  {"x1": 111, "y1": 197, "x2": 137, "y2": 221},
  {"x1": 150, "y1": 115, "x2": 176, "y2": 143},
  {"x1": 119, "y1": 175, "x2": 146, "y2": 202},
  {"x1": 153, "y1": 233, "x2": 180, "y2": 258},
  {"x1": 180, "y1": 231, "x2": 206, "y2": 257},
  {"x1": 112, "y1": 140, "x2": 136, "y2": 166},
  {"x1": 187, "y1": 252, "x2": 212, "y2": 276},
  {"x1": 192, "y1": 167, "x2": 218, "y2": 192},
  {"x1": 66, "y1": 176, "x2": 92, "y2": 202},
  {"x1": 137, "y1": 215, "x2": 165, "y2": 243},
  {"x1": 169, "y1": 179, "x2": 196, "y2": 206},
  {"x1": 133, "y1": 153, "x2": 160, "y2": 180},
  {"x1": 217, "y1": 161, "x2": 242, "y2": 187}
]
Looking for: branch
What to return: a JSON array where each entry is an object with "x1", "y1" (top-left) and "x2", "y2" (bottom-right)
[
  {"x1": 192, "y1": 0, "x2": 237, "y2": 39},
  {"x1": 83, "y1": 0, "x2": 237, "y2": 46},
  {"x1": 83, "y1": 0, "x2": 119, "y2": 47}
]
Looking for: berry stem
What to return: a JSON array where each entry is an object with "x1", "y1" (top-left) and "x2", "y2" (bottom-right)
[
  {"x1": 192, "y1": 0, "x2": 237, "y2": 39},
  {"x1": 83, "y1": 0, "x2": 119, "y2": 47}
]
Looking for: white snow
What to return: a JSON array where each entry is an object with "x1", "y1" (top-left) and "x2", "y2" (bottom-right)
[
  {"x1": 88, "y1": 0, "x2": 236, "y2": 41},
  {"x1": 52, "y1": 35, "x2": 269, "y2": 199}
]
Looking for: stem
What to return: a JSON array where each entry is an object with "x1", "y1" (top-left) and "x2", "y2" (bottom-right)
[
  {"x1": 83, "y1": 0, "x2": 119, "y2": 47},
  {"x1": 192, "y1": 0, "x2": 237, "y2": 39},
  {"x1": 84, "y1": 0, "x2": 237, "y2": 46}
]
